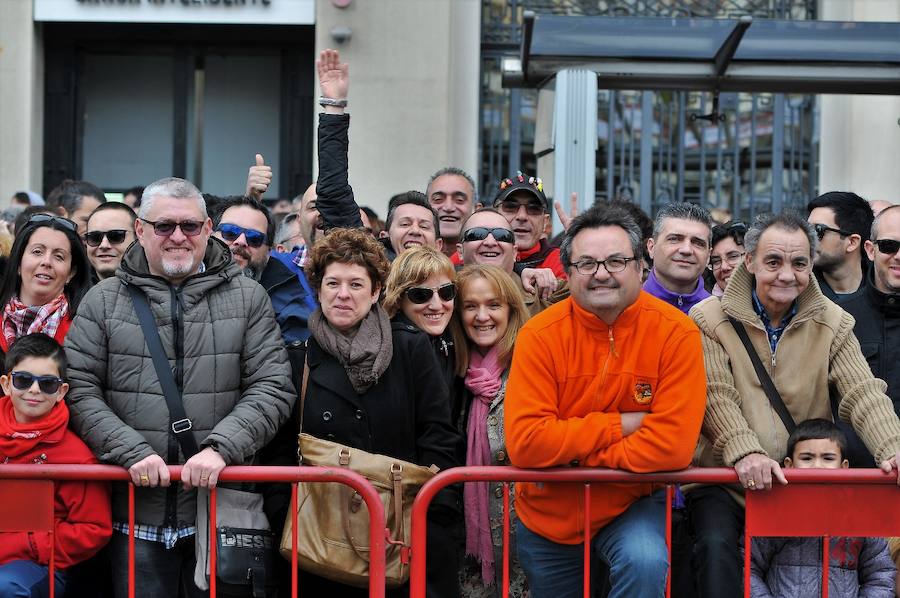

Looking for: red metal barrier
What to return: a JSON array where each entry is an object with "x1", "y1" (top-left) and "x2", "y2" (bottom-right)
[
  {"x1": 0, "y1": 464, "x2": 388, "y2": 598},
  {"x1": 408, "y1": 466, "x2": 900, "y2": 598}
]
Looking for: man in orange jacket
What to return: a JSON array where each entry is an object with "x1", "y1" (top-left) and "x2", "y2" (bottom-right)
[{"x1": 505, "y1": 204, "x2": 707, "y2": 598}]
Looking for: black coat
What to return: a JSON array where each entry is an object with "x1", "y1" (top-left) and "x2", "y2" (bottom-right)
[
  {"x1": 316, "y1": 113, "x2": 364, "y2": 231},
  {"x1": 835, "y1": 275, "x2": 900, "y2": 467},
  {"x1": 302, "y1": 321, "x2": 459, "y2": 473}
]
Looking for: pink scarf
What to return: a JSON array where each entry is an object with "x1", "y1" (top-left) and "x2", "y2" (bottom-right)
[
  {"x1": 463, "y1": 346, "x2": 504, "y2": 585},
  {"x1": 2, "y1": 294, "x2": 68, "y2": 350}
]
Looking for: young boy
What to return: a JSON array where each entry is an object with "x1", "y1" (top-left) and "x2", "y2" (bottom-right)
[
  {"x1": 750, "y1": 418, "x2": 896, "y2": 598},
  {"x1": 0, "y1": 333, "x2": 111, "y2": 597}
]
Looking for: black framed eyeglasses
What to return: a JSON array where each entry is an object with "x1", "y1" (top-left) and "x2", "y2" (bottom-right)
[
  {"x1": 573, "y1": 256, "x2": 637, "y2": 275},
  {"x1": 813, "y1": 223, "x2": 852, "y2": 241},
  {"x1": 405, "y1": 283, "x2": 457, "y2": 305},
  {"x1": 83, "y1": 229, "x2": 130, "y2": 247},
  {"x1": 24, "y1": 214, "x2": 77, "y2": 234},
  {"x1": 216, "y1": 223, "x2": 267, "y2": 248},
  {"x1": 461, "y1": 227, "x2": 516, "y2": 245},
  {"x1": 874, "y1": 239, "x2": 900, "y2": 255},
  {"x1": 10, "y1": 371, "x2": 65, "y2": 394},
  {"x1": 139, "y1": 218, "x2": 204, "y2": 237}
]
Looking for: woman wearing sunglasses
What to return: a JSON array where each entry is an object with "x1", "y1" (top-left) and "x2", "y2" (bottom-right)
[
  {"x1": 704, "y1": 220, "x2": 747, "y2": 297},
  {"x1": 0, "y1": 214, "x2": 91, "y2": 363},
  {"x1": 297, "y1": 228, "x2": 460, "y2": 597},
  {"x1": 455, "y1": 264, "x2": 530, "y2": 598}
]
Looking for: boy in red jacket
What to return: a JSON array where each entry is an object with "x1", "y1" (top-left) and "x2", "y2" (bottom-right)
[{"x1": 0, "y1": 333, "x2": 112, "y2": 597}]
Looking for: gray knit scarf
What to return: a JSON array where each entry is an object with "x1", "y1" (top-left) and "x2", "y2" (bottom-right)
[{"x1": 309, "y1": 304, "x2": 393, "y2": 394}]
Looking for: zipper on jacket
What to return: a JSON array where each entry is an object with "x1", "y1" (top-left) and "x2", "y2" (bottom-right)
[
  {"x1": 170, "y1": 287, "x2": 185, "y2": 389},
  {"x1": 677, "y1": 295, "x2": 684, "y2": 307}
]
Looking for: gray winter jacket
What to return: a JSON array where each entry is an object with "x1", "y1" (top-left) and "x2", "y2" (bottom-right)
[
  {"x1": 751, "y1": 536, "x2": 895, "y2": 598},
  {"x1": 65, "y1": 238, "x2": 295, "y2": 526}
]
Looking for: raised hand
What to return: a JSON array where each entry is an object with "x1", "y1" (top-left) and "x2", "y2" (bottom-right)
[
  {"x1": 316, "y1": 48, "x2": 349, "y2": 101},
  {"x1": 554, "y1": 192, "x2": 580, "y2": 231},
  {"x1": 245, "y1": 153, "x2": 272, "y2": 199}
]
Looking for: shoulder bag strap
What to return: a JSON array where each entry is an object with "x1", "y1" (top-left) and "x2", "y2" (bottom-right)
[
  {"x1": 727, "y1": 316, "x2": 796, "y2": 435},
  {"x1": 126, "y1": 283, "x2": 200, "y2": 458}
]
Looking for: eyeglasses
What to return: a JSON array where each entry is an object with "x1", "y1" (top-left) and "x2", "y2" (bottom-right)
[
  {"x1": 708, "y1": 251, "x2": 746, "y2": 271},
  {"x1": 139, "y1": 218, "x2": 204, "y2": 237},
  {"x1": 83, "y1": 229, "x2": 130, "y2": 247},
  {"x1": 216, "y1": 223, "x2": 267, "y2": 248},
  {"x1": 24, "y1": 214, "x2": 77, "y2": 234},
  {"x1": 498, "y1": 200, "x2": 545, "y2": 217},
  {"x1": 405, "y1": 283, "x2": 457, "y2": 305},
  {"x1": 873, "y1": 239, "x2": 900, "y2": 255},
  {"x1": 10, "y1": 371, "x2": 65, "y2": 394},
  {"x1": 573, "y1": 256, "x2": 637, "y2": 275},
  {"x1": 461, "y1": 227, "x2": 516, "y2": 244},
  {"x1": 813, "y1": 223, "x2": 852, "y2": 241}
]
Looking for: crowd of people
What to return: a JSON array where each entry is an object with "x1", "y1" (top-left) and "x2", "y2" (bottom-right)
[{"x1": 1, "y1": 47, "x2": 900, "y2": 598}]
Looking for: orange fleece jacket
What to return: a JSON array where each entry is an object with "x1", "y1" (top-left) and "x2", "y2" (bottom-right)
[{"x1": 505, "y1": 291, "x2": 706, "y2": 544}]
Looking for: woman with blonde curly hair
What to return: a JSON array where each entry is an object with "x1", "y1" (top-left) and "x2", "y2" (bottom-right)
[
  {"x1": 297, "y1": 228, "x2": 461, "y2": 597},
  {"x1": 456, "y1": 264, "x2": 530, "y2": 598}
]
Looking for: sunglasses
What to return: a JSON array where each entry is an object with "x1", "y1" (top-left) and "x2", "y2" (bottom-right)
[
  {"x1": 405, "y1": 283, "x2": 457, "y2": 304},
  {"x1": 84, "y1": 229, "x2": 130, "y2": 247},
  {"x1": 25, "y1": 214, "x2": 78, "y2": 234},
  {"x1": 139, "y1": 218, "x2": 204, "y2": 237},
  {"x1": 461, "y1": 227, "x2": 516, "y2": 244},
  {"x1": 874, "y1": 239, "x2": 900, "y2": 255},
  {"x1": 813, "y1": 223, "x2": 852, "y2": 241},
  {"x1": 10, "y1": 371, "x2": 65, "y2": 394},
  {"x1": 498, "y1": 200, "x2": 545, "y2": 217},
  {"x1": 216, "y1": 223, "x2": 267, "y2": 248}
]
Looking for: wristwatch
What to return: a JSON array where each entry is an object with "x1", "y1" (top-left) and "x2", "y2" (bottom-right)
[{"x1": 319, "y1": 97, "x2": 348, "y2": 108}]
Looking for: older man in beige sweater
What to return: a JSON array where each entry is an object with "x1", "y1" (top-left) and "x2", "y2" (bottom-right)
[{"x1": 685, "y1": 210, "x2": 900, "y2": 598}]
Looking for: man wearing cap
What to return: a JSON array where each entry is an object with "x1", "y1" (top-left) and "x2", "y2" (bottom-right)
[{"x1": 493, "y1": 172, "x2": 566, "y2": 279}]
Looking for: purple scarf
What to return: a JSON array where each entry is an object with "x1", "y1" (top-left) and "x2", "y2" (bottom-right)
[{"x1": 463, "y1": 346, "x2": 504, "y2": 585}]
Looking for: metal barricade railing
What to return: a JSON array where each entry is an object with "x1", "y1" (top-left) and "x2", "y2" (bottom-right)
[
  {"x1": 408, "y1": 466, "x2": 900, "y2": 598},
  {"x1": 0, "y1": 464, "x2": 387, "y2": 598}
]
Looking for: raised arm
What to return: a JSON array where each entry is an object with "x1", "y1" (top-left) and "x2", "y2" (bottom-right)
[{"x1": 315, "y1": 48, "x2": 363, "y2": 230}]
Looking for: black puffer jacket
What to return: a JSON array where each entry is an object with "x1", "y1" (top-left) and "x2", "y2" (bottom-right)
[{"x1": 64, "y1": 238, "x2": 295, "y2": 525}]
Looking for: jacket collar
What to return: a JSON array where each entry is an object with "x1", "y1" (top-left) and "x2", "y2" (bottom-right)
[
  {"x1": 570, "y1": 290, "x2": 645, "y2": 334},
  {"x1": 642, "y1": 270, "x2": 710, "y2": 311},
  {"x1": 720, "y1": 262, "x2": 829, "y2": 327},
  {"x1": 258, "y1": 255, "x2": 297, "y2": 293},
  {"x1": 863, "y1": 270, "x2": 900, "y2": 316}
]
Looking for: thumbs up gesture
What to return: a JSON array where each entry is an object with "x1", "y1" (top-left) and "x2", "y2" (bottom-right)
[{"x1": 245, "y1": 153, "x2": 272, "y2": 200}]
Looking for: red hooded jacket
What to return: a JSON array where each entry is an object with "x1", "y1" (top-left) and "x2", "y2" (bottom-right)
[{"x1": 0, "y1": 397, "x2": 112, "y2": 569}]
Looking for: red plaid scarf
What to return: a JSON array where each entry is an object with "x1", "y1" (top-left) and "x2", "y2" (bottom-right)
[{"x1": 2, "y1": 294, "x2": 69, "y2": 349}]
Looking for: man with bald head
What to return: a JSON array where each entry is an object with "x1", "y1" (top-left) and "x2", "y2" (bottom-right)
[{"x1": 838, "y1": 204, "x2": 900, "y2": 466}]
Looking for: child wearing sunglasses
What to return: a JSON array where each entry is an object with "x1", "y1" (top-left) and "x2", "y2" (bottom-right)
[{"x1": 0, "y1": 333, "x2": 111, "y2": 596}]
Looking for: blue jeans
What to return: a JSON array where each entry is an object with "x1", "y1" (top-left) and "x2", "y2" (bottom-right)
[
  {"x1": 0, "y1": 560, "x2": 66, "y2": 598},
  {"x1": 516, "y1": 490, "x2": 668, "y2": 598}
]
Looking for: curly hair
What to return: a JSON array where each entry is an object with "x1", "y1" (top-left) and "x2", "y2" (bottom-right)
[
  {"x1": 304, "y1": 227, "x2": 390, "y2": 297},
  {"x1": 455, "y1": 264, "x2": 529, "y2": 370}
]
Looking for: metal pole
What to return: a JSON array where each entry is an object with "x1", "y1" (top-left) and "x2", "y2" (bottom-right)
[
  {"x1": 772, "y1": 94, "x2": 785, "y2": 214},
  {"x1": 640, "y1": 91, "x2": 654, "y2": 214}
]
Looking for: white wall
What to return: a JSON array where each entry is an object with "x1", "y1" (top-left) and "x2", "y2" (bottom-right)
[
  {"x1": 818, "y1": 0, "x2": 900, "y2": 203},
  {"x1": 314, "y1": 0, "x2": 481, "y2": 218},
  {"x1": 0, "y1": 0, "x2": 43, "y2": 204}
]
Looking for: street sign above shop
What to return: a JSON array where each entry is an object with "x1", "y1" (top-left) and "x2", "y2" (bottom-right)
[{"x1": 33, "y1": 0, "x2": 315, "y2": 25}]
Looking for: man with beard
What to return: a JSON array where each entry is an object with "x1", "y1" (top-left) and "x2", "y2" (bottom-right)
[
  {"x1": 644, "y1": 202, "x2": 713, "y2": 314},
  {"x1": 806, "y1": 191, "x2": 873, "y2": 302},
  {"x1": 213, "y1": 196, "x2": 315, "y2": 342},
  {"x1": 84, "y1": 202, "x2": 136, "y2": 282}
]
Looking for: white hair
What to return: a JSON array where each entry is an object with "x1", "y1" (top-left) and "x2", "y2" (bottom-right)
[{"x1": 139, "y1": 177, "x2": 207, "y2": 220}]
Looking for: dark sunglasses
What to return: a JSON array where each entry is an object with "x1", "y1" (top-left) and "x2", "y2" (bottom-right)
[
  {"x1": 25, "y1": 214, "x2": 77, "y2": 234},
  {"x1": 216, "y1": 223, "x2": 267, "y2": 248},
  {"x1": 405, "y1": 283, "x2": 457, "y2": 305},
  {"x1": 10, "y1": 371, "x2": 65, "y2": 394},
  {"x1": 813, "y1": 223, "x2": 852, "y2": 241},
  {"x1": 461, "y1": 227, "x2": 516, "y2": 244},
  {"x1": 139, "y1": 218, "x2": 204, "y2": 237},
  {"x1": 83, "y1": 229, "x2": 130, "y2": 247},
  {"x1": 498, "y1": 200, "x2": 545, "y2": 217},
  {"x1": 874, "y1": 239, "x2": 900, "y2": 255}
]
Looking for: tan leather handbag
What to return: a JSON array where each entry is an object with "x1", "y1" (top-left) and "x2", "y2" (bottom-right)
[{"x1": 279, "y1": 357, "x2": 438, "y2": 588}]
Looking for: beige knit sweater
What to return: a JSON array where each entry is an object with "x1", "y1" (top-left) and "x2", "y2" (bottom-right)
[{"x1": 690, "y1": 263, "x2": 900, "y2": 468}]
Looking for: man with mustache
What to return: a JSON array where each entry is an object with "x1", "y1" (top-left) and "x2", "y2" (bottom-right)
[
  {"x1": 213, "y1": 196, "x2": 315, "y2": 343},
  {"x1": 505, "y1": 205, "x2": 706, "y2": 598},
  {"x1": 644, "y1": 202, "x2": 713, "y2": 313}
]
